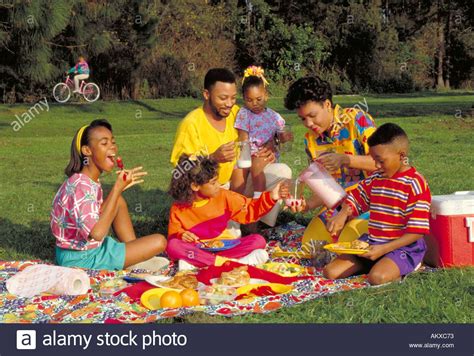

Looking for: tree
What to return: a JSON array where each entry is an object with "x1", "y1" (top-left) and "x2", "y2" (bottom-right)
[
  {"x1": 235, "y1": 0, "x2": 327, "y2": 82},
  {"x1": 0, "y1": 1, "x2": 73, "y2": 102}
]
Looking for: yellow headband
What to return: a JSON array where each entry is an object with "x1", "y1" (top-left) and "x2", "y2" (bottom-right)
[
  {"x1": 75, "y1": 125, "x2": 89, "y2": 155},
  {"x1": 242, "y1": 66, "x2": 269, "y2": 86}
]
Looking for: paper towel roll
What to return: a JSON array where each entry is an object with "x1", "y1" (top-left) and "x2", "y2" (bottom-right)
[{"x1": 6, "y1": 264, "x2": 90, "y2": 298}]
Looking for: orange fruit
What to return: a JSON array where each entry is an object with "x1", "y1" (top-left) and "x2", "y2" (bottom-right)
[
  {"x1": 180, "y1": 288, "x2": 200, "y2": 307},
  {"x1": 160, "y1": 291, "x2": 183, "y2": 308}
]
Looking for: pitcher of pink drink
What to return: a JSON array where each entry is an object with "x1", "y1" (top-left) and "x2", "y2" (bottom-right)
[{"x1": 298, "y1": 162, "x2": 347, "y2": 209}]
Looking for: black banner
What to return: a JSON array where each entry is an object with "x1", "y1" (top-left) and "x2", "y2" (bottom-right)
[{"x1": 0, "y1": 323, "x2": 472, "y2": 356}]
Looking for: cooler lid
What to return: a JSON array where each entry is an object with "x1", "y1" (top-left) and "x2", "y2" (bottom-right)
[{"x1": 431, "y1": 192, "x2": 474, "y2": 216}]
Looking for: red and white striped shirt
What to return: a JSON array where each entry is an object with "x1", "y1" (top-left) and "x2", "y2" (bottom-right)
[{"x1": 346, "y1": 167, "x2": 431, "y2": 240}]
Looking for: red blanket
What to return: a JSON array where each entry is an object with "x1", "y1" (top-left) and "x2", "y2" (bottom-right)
[{"x1": 114, "y1": 281, "x2": 155, "y2": 301}]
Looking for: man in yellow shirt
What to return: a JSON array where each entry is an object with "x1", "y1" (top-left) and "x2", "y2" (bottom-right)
[
  {"x1": 170, "y1": 68, "x2": 291, "y2": 227},
  {"x1": 170, "y1": 68, "x2": 239, "y2": 185}
]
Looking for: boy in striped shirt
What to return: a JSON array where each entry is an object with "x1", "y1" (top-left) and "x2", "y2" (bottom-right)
[{"x1": 324, "y1": 123, "x2": 431, "y2": 285}]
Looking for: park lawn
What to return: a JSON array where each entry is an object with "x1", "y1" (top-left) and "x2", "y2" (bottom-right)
[{"x1": 0, "y1": 92, "x2": 473, "y2": 323}]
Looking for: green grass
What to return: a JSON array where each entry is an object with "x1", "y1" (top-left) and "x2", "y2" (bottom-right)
[{"x1": 0, "y1": 92, "x2": 473, "y2": 323}]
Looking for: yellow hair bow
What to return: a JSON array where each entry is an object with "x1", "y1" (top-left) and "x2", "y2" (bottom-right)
[{"x1": 243, "y1": 66, "x2": 269, "y2": 86}]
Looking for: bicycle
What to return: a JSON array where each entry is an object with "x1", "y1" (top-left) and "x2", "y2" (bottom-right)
[{"x1": 52, "y1": 74, "x2": 100, "y2": 103}]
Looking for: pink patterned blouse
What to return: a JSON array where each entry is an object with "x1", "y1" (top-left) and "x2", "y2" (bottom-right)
[
  {"x1": 234, "y1": 107, "x2": 285, "y2": 155},
  {"x1": 50, "y1": 173, "x2": 103, "y2": 251}
]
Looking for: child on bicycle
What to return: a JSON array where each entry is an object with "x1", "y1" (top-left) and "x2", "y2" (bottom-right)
[{"x1": 66, "y1": 56, "x2": 90, "y2": 94}]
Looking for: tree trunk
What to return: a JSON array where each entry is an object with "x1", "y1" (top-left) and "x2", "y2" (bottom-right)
[
  {"x1": 130, "y1": 73, "x2": 141, "y2": 100},
  {"x1": 436, "y1": 0, "x2": 445, "y2": 90},
  {"x1": 444, "y1": 1, "x2": 451, "y2": 89}
]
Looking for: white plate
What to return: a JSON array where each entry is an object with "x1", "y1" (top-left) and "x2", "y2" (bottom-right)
[
  {"x1": 144, "y1": 275, "x2": 173, "y2": 288},
  {"x1": 209, "y1": 278, "x2": 268, "y2": 288},
  {"x1": 126, "y1": 256, "x2": 170, "y2": 273}
]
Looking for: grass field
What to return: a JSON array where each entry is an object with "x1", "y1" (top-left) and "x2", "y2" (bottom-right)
[{"x1": 0, "y1": 92, "x2": 473, "y2": 323}]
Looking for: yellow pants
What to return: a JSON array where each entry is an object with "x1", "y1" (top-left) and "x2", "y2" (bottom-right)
[{"x1": 302, "y1": 216, "x2": 368, "y2": 245}]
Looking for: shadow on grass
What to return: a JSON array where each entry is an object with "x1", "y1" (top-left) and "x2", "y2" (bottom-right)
[
  {"x1": 100, "y1": 183, "x2": 173, "y2": 232},
  {"x1": 130, "y1": 99, "x2": 197, "y2": 121},
  {"x1": 130, "y1": 100, "x2": 158, "y2": 112},
  {"x1": 0, "y1": 218, "x2": 55, "y2": 261},
  {"x1": 142, "y1": 109, "x2": 192, "y2": 121},
  {"x1": 49, "y1": 101, "x2": 106, "y2": 114}
]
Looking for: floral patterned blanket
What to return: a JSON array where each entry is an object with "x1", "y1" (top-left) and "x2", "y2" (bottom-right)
[{"x1": 0, "y1": 222, "x2": 420, "y2": 323}]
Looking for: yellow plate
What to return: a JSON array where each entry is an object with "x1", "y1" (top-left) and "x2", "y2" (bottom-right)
[
  {"x1": 140, "y1": 288, "x2": 175, "y2": 310},
  {"x1": 324, "y1": 242, "x2": 368, "y2": 255},
  {"x1": 236, "y1": 283, "x2": 293, "y2": 297},
  {"x1": 259, "y1": 262, "x2": 305, "y2": 277}
]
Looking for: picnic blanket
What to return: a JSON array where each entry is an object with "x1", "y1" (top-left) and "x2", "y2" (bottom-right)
[{"x1": 0, "y1": 222, "x2": 409, "y2": 323}]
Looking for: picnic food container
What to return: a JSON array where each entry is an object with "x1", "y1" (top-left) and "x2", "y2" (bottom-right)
[
  {"x1": 99, "y1": 278, "x2": 127, "y2": 297},
  {"x1": 298, "y1": 162, "x2": 347, "y2": 209},
  {"x1": 198, "y1": 285, "x2": 237, "y2": 305},
  {"x1": 425, "y1": 191, "x2": 474, "y2": 267}
]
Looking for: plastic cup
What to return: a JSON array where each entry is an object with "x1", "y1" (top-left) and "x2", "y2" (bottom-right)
[
  {"x1": 237, "y1": 141, "x2": 252, "y2": 168},
  {"x1": 284, "y1": 178, "x2": 304, "y2": 208}
]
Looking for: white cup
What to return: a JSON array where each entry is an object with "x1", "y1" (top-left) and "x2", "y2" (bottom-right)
[{"x1": 237, "y1": 141, "x2": 252, "y2": 168}]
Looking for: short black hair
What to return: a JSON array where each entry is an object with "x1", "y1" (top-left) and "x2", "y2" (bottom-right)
[
  {"x1": 204, "y1": 68, "x2": 236, "y2": 90},
  {"x1": 169, "y1": 154, "x2": 219, "y2": 204},
  {"x1": 242, "y1": 75, "x2": 264, "y2": 96},
  {"x1": 368, "y1": 123, "x2": 408, "y2": 147},
  {"x1": 284, "y1": 76, "x2": 333, "y2": 110},
  {"x1": 65, "y1": 119, "x2": 113, "y2": 177}
]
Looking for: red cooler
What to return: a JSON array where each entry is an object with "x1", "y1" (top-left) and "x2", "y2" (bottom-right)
[{"x1": 425, "y1": 192, "x2": 474, "y2": 267}]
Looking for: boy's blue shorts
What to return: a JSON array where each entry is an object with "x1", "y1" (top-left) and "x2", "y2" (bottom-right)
[{"x1": 56, "y1": 236, "x2": 126, "y2": 270}]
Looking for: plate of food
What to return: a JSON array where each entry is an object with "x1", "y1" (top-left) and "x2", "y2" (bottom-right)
[
  {"x1": 323, "y1": 240, "x2": 370, "y2": 255},
  {"x1": 258, "y1": 262, "x2": 305, "y2": 277},
  {"x1": 198, "y1": 239, "x2": 241, "y2": 252},
  {"x1": 210, "y1": 266, "x2": 268, "y2": 288},
  {"x1": 145, "y1": 273, "x2": 198, "y2": 291}
]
